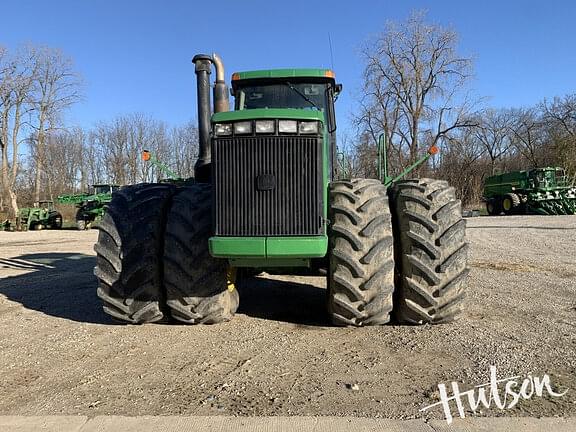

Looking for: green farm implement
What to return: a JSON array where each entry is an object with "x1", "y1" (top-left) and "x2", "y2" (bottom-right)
[
  {"x1": 93, "y1": 53, "x2": 468, "y2": 326},
  {"x1": 16, "y1": 201, "x2": 62, "y2": 231},
  {"x1": 57, "y1": 185, "x2": 119, "y2": 230},
  {"x1": 484, "y1": 167, "x2": 576, "y2": 215},
  {"x1": 142, "y1": 150, "x2": 195, "y2": 186}
]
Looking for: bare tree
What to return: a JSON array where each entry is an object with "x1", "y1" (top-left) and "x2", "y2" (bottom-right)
[
  {"x1": 541, "y1": 95, "x2": 576, "y2": 182},
  {"x1": 356, "y1": 11, "x2": 476, "y2": 177},
  {"x1": 437, "y1": 127, "x2": 486, "y2": 204},
  {"x1": 169, "y1": 122, "x2": 199, "y2": 179},
  {"x1": 0, "y1": 46, "x2": 38, "y2": 217},
  {"x1": 508, "y1": 108, "x2": 548, "y2": 168},
  {"x1": 31, "y1": 47, "x2": 82, "y2": 202},
  {"x1": 473, "y1": 108, "x2": 514, "y2": 174}
]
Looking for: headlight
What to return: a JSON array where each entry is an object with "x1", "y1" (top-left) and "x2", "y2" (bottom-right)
[
  {"x1": 255, "y1": 120, "x2": 275, "y2": 134},
  {"x1": 234, "y1": 121, "x2": 252, "y2": 134},
  {"x1": 214, "y1": 123, "x2": 232, "y2": 136},
  {"x1": 299, "y1": 121, "x2": 319, "y2": 134},
  {"x1": 278, "y1": 120, "x2": 297, "y2": 133}
]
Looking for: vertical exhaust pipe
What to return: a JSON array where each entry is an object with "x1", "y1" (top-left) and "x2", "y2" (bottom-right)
[
  {"x1": 192, "y1": 54, "x2": 213, "y2": 183},
  {"x1": 192, "y1": 53, "x2": 230, "y2": 182},
  {"x1": 212, "y1": 53, "x2": 229, "y2": 113}
]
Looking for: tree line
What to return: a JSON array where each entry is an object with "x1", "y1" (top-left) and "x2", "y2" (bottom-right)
[
  {"x1": 0, "y1": 45, "x2": 198, "y2": 218},
  {"x1": 346, "y1": 12, "x2": 575, "y2": 206},
  {"x1": 2, "y1": 12, "x2": 575, "y2": 218}
]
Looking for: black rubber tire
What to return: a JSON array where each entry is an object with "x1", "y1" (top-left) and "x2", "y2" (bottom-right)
[
  {"x1": 50, "y1": 213, "x2": 63, "y2": 229},
  {"x1": 163, "y1": 184, "x2": 239, "y2": 324},
  {"x1": 327, "y1": 179, "x2": 395, "y2": 326},
  {"x1": 486, "y1": 197, "x2": 503, "y2": 216},
  {"x1": 502, "y1": 193, "x2": 520, "y2": 215},
  {"x1": 94, "y1": 183, "x2": 176, "y2": 323},
  {"x1": 391, "y1": 178, "x2": 469, "y2": 324}
]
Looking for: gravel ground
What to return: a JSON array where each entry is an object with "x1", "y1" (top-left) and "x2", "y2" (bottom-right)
[{"x1": 0, "y1": 216, "x2": 574, "y2": 420}]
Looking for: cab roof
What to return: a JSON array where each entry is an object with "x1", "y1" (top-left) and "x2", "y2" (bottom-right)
[{"x1": 231, "y1": 68, "x2": 335, "y2": 85}]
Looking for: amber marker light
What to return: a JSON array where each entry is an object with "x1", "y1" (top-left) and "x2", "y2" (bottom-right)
[
  {"x1": 142, "y1": 150, "x2": 151, "y2": 161},
  {"x1": 428, "y1": 145, "x2": 440, "y2": 155}
]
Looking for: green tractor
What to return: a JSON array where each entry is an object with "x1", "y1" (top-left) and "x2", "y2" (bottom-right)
[
  {"x1": 16, "y1": 201, "x2": 62, "y2": 231},
  {"x1": 94, "y1": 53, "x2": 468, "y2": 326},
  {"x1": 57, "y1": 184, "x2": 119, "y2": 230},
  {"x1": 484, "y1": 167, "x2": 576, "y2": 215}
]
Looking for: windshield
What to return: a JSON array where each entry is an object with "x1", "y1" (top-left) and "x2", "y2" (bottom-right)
[
  {"x1": 93, "y1": 186, "x2": 114, "y2": 194},
  {"x1": 236, "y1": 82, "x2": 329, "y2": 112}
]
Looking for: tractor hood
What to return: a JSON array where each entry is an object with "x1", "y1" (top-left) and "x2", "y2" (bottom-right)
[{"x1": 211, "y1": 108, "x2": 324, "y2": 123}]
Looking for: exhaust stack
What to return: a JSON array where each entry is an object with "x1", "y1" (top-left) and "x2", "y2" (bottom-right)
[
  {"x1": 212, "y1": 53, "x2": 230, "y2": 113},
  {"x1": 192, "y1": 53, "x2": 230, "y2": 183}
]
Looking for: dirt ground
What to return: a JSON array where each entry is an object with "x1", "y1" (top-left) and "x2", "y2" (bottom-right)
[{"x1": 0, "y1": 216, "x2": 575, "y2": 420}]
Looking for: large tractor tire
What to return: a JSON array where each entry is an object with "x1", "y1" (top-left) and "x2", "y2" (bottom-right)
[
  {"x1": 163, "y1": 184, "x2": 239, "y2": 324},
  {"x1": 391, "y1": 179, "x2": 469, "y2": 324},
  {"x1": 94, "y1": 183, "x2": 176, "y2": 323},
  {"x1": 502, "y1": 193, "x2": 520, "y2": 215},
  {"x1": 50, "y1": 213, "x2": 63, "y2": 229},
  {"x1": 485, "y1": 198, "x2": 501, "y2": 216},
  {"x1": 327, "y1": 179, "x2": 395, "y2": 326}
]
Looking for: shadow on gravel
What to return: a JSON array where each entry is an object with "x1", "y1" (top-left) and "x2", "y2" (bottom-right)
[
  {"x1": 0, "y1": 252, "x2": 111, "y2": 324},
  {"x1": 236, "y1": 276, "x2": 330, "y2": 326},
  {"x1": 467, "y1": 225, "x2": 575, "y2": 230}
]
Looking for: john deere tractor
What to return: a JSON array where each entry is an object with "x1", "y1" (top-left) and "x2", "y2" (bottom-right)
[
  {"x1": 17, "y1": 201, "x2": 62, "y2": 231},
  {"x1": 94, "y1": 53, "x2": 468, "y2": 326},
  {"x1": 484, "y1": 167, "x2": 576, "y2": 215}
]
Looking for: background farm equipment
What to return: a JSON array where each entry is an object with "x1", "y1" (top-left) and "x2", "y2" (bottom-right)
[
  {"x1": 16, "y1": 201, "x2": 62, "y2": 231},
  {"x1": 484, "y1": 167, "x2": 576, "y2": 215},
  {"x1": 57, "y1": 185, "x2": 119, "y2": 230},
  {"x1": 142, "y1": 150, "x2": 195, "y2": 186}
]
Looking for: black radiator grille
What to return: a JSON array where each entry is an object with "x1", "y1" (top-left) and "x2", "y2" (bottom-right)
[{"x1": 213, "y1": 135, "x2": 323, "y2": 236}]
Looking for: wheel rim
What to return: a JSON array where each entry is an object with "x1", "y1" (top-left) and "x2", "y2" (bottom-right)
[{"x1": 503, "y1": 198, "x2": 512, "y2": 211}]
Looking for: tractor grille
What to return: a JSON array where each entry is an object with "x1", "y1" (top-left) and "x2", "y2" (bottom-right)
[{"x1": 213, "y1": 135, "x2": 323, "y2": 236}]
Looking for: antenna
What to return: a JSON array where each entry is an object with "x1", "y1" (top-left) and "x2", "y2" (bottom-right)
[{"x1": 328, "y1": 33, "x2": 335, "y2": 71}]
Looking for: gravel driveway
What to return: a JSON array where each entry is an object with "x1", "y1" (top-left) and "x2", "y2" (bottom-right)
[{"x1": 0, "y1": 215, "x2": 574, "y2": 420}]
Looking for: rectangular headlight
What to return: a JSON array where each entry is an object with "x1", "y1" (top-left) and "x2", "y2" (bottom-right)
[
  {"x1": 299, "y1": 121, "x2": 319, "y2": 134},
  {"x1": 214, "y1": 123, "x2": 232, "y2": 136},
  {"x1": 278, "y1": 120, "x2": 297, "y2": 133},
  {"x1": 234, "y1": 121, "x2": 252, "y2": 134},
  {"x1": 255, "y1": 120, "x2": 275, "y2": 134}
]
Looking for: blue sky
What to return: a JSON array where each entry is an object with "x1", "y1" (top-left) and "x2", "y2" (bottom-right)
[{"x1": 2, "y1": 0, "x2": 575, "y2": 135}]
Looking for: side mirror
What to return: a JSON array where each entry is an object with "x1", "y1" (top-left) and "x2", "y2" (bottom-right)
[{"x1": 326, "y1": 87, "x2": 337, "y2": 133}]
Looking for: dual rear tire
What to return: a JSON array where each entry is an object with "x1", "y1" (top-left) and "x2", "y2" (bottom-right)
[
  {"x1": 327, "y1": 178, "x2": 468, "y2": 326},
  {"x1": 94, "y1": 183, "x2": 237, "y2": 324}
]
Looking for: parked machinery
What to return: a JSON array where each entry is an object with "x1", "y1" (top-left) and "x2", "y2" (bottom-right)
[
  {"x1": 16, "y1": 201, "x2": 62, "y2": 231},
  {"x1": 57, "y1": 185, "x2": 119, "y2": 230},
  {"x1": 484, "y1": 167, "x2": 576, "y2": 215}
]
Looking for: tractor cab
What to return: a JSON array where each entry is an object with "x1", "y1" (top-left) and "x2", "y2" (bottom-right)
[
  {"x1": 529, "y1": 168, "x2": 566, "y2": 189},
  {"x1": 91, "y1": 184, "x2": 119, "y2": 195},
  {"x1": 231, "y1": 71, "x2": 341, "y2": 128},
  {"x1": 36, "y1": 200, "x2": 55, "y2": 211}
]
